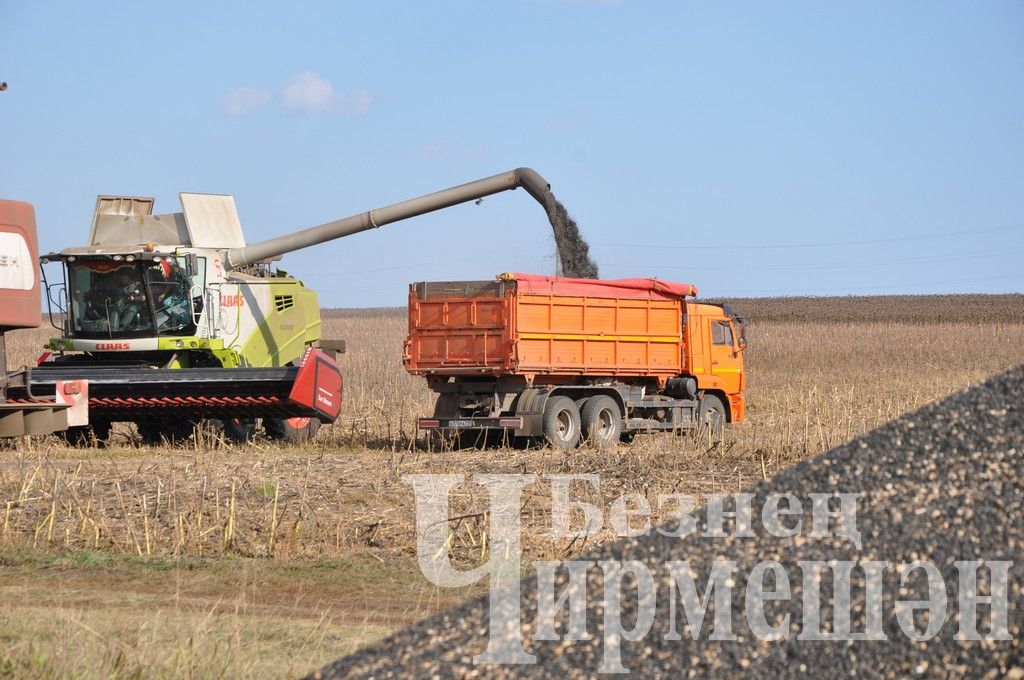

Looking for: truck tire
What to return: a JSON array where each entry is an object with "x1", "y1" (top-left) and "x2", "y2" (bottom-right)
[
  {"x1": 698, "y1": 394, "x2": 727, "y2": 438},
  {"x1": 431, "y1": 393, "x2": 465, "y2": 450},
  {"x1": 542, "y1": 396, "x2": 582, "y2": 450},
  {"x1": 580, "y1": 395, "x2": 622, "y2": 450},
  {"x1": 265, "y1": 417, "x2": 321, "y2": 443}
]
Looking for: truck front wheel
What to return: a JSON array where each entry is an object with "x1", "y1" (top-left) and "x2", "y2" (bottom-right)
[
  {"x1": 698, "y1": 394, "x2": 727, "y2": 438},
  {"x1": 580, "y1": 395, "x2": 622, "y2": 450},
  {"x1": 542, "y1": 396, "x2": 582, "y2": 450}
]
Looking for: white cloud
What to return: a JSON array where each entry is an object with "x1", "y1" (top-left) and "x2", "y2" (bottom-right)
[
  {"x1": 222, "y1": 73, "x2": 379, "y2": 116},
  {"x1": 282, "y1": 71, "x2": 336, "y2": 112},
  {"x1": 221, "y1": 86, "x2": 271, "y2": 116},
  {"x1": 345, "y1": 89, "x2": 377, "y2": 115}
]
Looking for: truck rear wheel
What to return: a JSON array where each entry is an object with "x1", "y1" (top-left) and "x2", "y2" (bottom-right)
[
  {"x1": 430, "y1": 393, "x2": 466, "y2": 450},
  {"x1": 265, "y1": 417, "x2": 321, "y2": 443},
  {"x1": 581, "y1": 395, "x2": 622, "y2": 450},
  {"x1": 542, "y1": 396, "x2": 582, "y2": 450},
  {"x1": 698, "y1": 394, "x2": 726, "y2": 438}
]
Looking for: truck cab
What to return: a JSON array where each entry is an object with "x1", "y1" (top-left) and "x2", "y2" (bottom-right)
[{"x1": 684, "y1": 302, "x2": 747, "y2": 423}]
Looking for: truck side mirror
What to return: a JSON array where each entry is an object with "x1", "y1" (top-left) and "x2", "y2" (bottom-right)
[{"x1": 185, "y1": 253, "x2": 198, "y2": 276}]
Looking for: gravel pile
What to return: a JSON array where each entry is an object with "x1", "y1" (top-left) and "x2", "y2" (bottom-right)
[
  {"x1": 312, "y1": 364, "x2": 1024, "y2": 679},
  {"x1": 542, "y1": 192, "x2": 599, "y2": 279}
]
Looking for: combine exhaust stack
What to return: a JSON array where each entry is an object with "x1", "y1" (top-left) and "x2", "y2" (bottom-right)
[{"x1": 224, "y1": 167, "x2": 551, "y2": 269}]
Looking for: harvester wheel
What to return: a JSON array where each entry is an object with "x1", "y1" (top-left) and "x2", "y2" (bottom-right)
[
  {"x1": 580, "y1": 395, "x2": 622, "y2": 450},
  {"x1": 265, "y1": 417, "x2": 320, "y2": 443},
  {"x1": 542, "y1": 396, "x2": 582, "y2": 450},
  {"x1": 138, "y1": 418, "x2": 195, "y2": 446},
  {"x1": 221, "y1": 418, "x2": 257, "y2": 443},
  {"x1": 58, "y1": 419, "x2": 111, "y2": 448},
  {"x1": 698, "y1": 394, "x2": 727, "y2": 439}
]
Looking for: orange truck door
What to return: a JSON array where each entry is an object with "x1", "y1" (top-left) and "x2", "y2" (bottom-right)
[{"x1": 708, "y1": 317, "x2": 743, "y2": 396}]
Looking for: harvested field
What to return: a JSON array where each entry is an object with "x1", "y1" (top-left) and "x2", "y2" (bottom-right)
[{"x1": 1, "y1": 295, "x2": 1022, "y2": 677}]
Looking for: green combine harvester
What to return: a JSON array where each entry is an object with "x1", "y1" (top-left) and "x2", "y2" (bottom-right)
[{"x1": 22, "y1": 168, "x2": 555, "y2": 445}]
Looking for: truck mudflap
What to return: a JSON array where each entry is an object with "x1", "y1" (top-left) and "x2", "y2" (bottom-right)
[
  {"x1": 12, "y1": 348, "x2": 343, "y2": 423},
  {"x1": 418, "y1": 416, "x2": 524, "y2": 430}
]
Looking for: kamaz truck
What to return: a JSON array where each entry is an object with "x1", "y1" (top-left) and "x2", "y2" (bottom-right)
[{"x1": 405, "y1": 273, "x2": 747, "y2": 449}]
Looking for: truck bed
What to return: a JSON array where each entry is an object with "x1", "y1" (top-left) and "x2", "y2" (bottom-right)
[{"x1": 404, "y1": 274, "x2": 697, "y2": 384}]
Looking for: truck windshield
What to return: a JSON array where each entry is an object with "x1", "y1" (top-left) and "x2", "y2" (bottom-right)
[{"x1": 68, "y1": 257, "x2": 202, "y2": 339}]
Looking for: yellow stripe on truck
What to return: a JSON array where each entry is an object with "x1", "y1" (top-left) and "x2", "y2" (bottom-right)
[{"x1": 518, "y1": 333, "x2": 680, "y2": 343}]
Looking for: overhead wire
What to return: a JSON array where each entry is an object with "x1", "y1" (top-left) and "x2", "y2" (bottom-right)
[{"x1": 595, "y1": 221, "x2": 1024, "y2": 251}]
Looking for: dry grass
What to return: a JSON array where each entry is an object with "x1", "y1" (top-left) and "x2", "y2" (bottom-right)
[{"x1": 1, "y1": 297, "x2": 1022, "y2": 676}]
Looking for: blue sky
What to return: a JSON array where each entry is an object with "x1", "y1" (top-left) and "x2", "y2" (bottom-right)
[{"x1": 2, "y1": 1, "x2": 1022, "y2": 305}]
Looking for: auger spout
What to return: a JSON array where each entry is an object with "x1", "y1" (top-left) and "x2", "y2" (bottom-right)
[{"x1": 224, "y1": 167, "x2": 552, "y2": 270}]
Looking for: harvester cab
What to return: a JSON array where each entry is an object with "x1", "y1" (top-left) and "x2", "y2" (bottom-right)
[{"x1": 41, "y1": 193, "x2": 320, "y2": 371}]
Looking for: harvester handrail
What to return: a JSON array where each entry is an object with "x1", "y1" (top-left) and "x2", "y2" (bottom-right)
[{"x1": 223, "y1": 167, "x2": 551, "y2": 270}]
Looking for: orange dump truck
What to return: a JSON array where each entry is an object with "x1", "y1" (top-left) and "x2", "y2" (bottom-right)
[{"x1": 404, "y1": 273, "x2": 746, "y2": 449}]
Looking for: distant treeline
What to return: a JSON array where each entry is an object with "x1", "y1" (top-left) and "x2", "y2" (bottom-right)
[{"x1": 323, "y1": 294, "x2": 1024, "y2": 325}]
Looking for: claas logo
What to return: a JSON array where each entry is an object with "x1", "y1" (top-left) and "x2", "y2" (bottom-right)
[{"x1": 221, "y1": 294, "x2": 245, "y2": 307}]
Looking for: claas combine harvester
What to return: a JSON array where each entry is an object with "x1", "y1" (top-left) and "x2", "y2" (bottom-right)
[{"x1": 11, "y1": 168, "x2": 557, "y2": 444}]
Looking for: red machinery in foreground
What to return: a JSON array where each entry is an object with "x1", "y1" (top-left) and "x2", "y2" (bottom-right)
[{"x1": 0, "y1": 200, "x2": 87, "y2": 437}]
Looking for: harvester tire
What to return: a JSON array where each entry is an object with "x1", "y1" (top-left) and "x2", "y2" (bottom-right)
[
  {"x1": 698, "y1": 394, "x2": 727, "y2": 439},
  {"x1": 138, "y1": 418, "x2": 195, "y2": 446},
  {"x1": 221, "y1": 417, "x2": 257, "y2": 443},
  {"x1": 58, "y1": 420, "x2": 111, "y2": 448},
  {"x1": 542, "y1": 396, "x2": 582, "y2": 450},
  {"x1": 265, "y1": 417, "x2": 320, "y2": 443},
  {"x1": 581, "y1": 395, "x2": 622, "y2": 451}
]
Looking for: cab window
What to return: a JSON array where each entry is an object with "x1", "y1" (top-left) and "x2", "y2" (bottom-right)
[{"x1": 712, "y1": 320, "x2": 734, "y2": 346}]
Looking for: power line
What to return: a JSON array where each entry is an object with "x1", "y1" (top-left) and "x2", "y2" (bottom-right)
[
  {"x1": 704, "y1": 272, "x2": 1023, "y2": 296},
  {"x1": 595, "y1": 222, "x2": 1024, "y2": 251},
  {"x1": 602, "y1": 246, "x2": 1024, "y2": 273}
]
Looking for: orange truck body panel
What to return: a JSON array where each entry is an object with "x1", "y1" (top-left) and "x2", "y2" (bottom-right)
[{"x1": 405, "y1": 273, "x2": 746, "y2": 421}]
